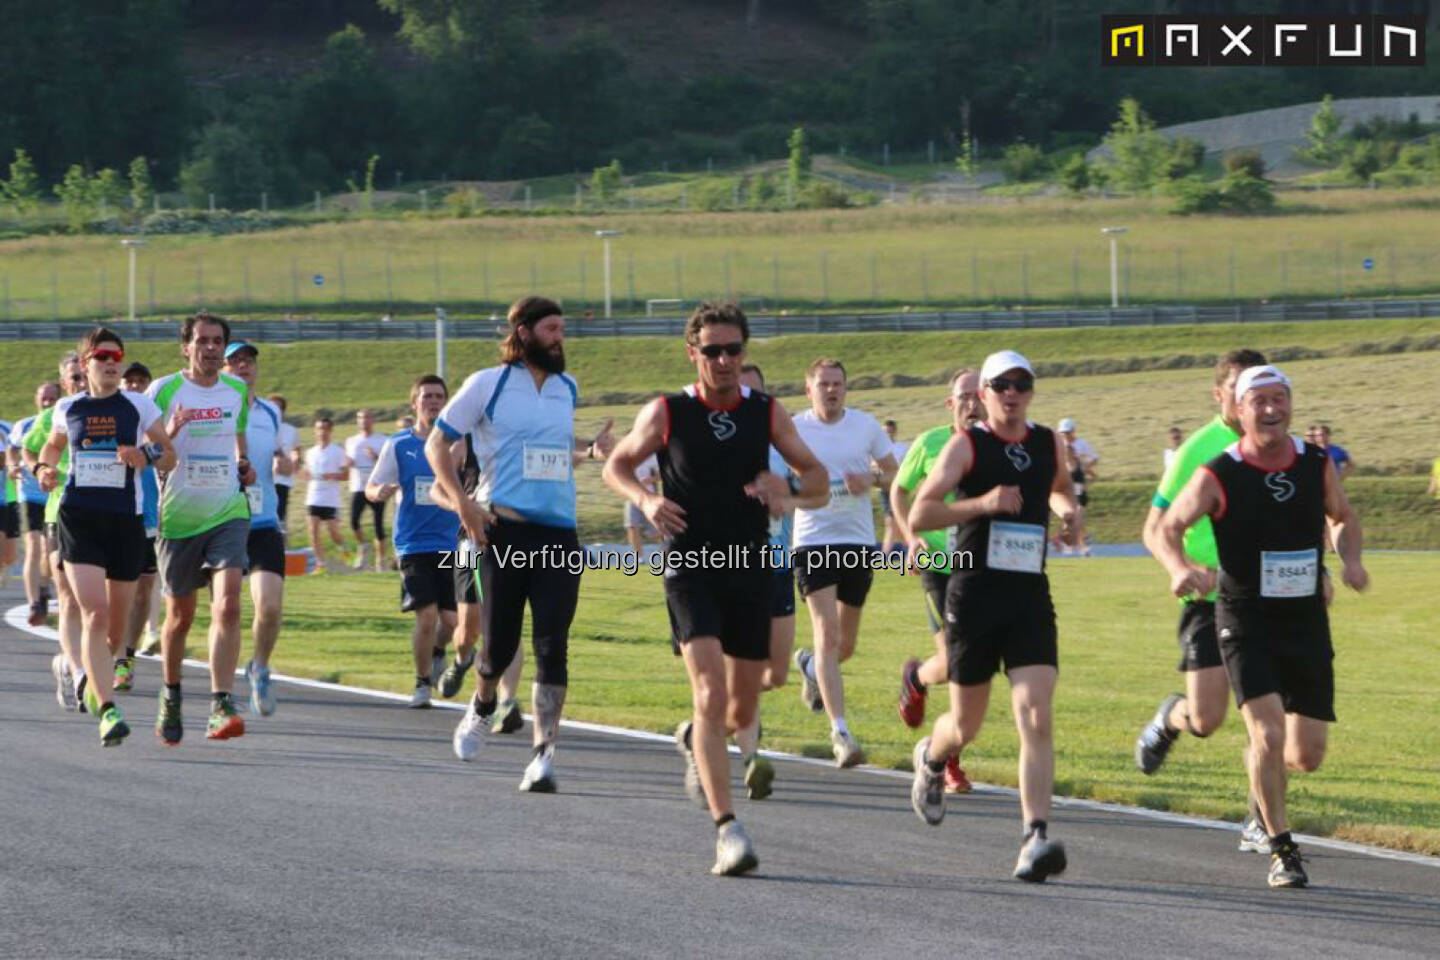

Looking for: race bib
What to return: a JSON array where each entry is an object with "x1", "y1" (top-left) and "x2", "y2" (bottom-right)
[
  {"x1": 245, "y1": 485, "x2": 263, "y2": 514},
  {"x1": 1261, "y1": 549, "x2": 1317, "y2": 598},
  {"x1": 74, "y1": 451, "x2": 125, "y2": 489},
  {"x1": 827, "y1": 477, "x2": 857, "y2": 506},
  {"x1": 185, "y1": 455, "x2": 233, "y2": 490},
  {"x1": 413, "y1": 476, "x2": 436, "y2": 507},
  {"x1": 986, "y1": 520, "x2": 1045, "y2": 574},
  {"x1": 522, "y1": 443, "x2": 570, "y2": 482}
]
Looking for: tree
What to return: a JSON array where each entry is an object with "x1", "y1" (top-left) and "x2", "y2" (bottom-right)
[
  {"x1": 1302, "y1": 94, "x2": 1344, "y2": 166},
  {"x1": 591, "y1": 159, "x2": 623, "y2": 204},
  {"x1": 128, "y1": 156, "x2": 152, "y2": 211},
  {"x1": 1160, "y1": 137, "x2": 1205, "y2": 181},
  {"x1": 53, "y1": 165, "x2": 97, "y2": 230},
  {"x1": 1099, "y1": 97, "x2": 1169, "y2": 193},
  {"x1": 1, "y1": 148, "x2": 40, "y2": 214},
  {"x1": 787, "y1": 126, "x2": 811, "y2": 200},
  {"x1": 1058, "y1": 153, "x2": 1091, "y2": 194},
  {"x1": 1224, "y1": 149, "x2": 1266, "y2": 180},
  {"x1": 1000, "y1": 141, "x2": 1044, "y2": 182},
  {"x1": 954, "y1": 132, "x2": 975, "y2": 181},
  {"x1": 178, "y1": 123, "x2": 271, "y2": 208}
]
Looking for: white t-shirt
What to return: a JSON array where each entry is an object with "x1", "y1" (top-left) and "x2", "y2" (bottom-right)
[
  {"x1": 791, "y1": 407, "x2": 893, "y2": 548},
  {"x1": 1162, "y1": 447, "x2": 1177, "y2": 471},
  {"x1": 305, "y1": 443, "x2": 348, "y2": 509},
  {"x1": 637, "y1": 452, "x2": 660, "y2": 491},
  {"x1": 345, "y1": 432, "x2": 388, "y2": 492},
  {"x1": 1072, "y1": 437, "x2": 1099, "y2": 465},
  {"x1": 890, "y1": 440, "x2": 909, "y2": 471},
  {"x1": 275, "y1": 422, "x2": 300, "y2": 487}
]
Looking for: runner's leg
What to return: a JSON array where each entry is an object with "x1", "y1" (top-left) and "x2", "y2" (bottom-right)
[
  {"x1": 1240, "y1": 694, "x2": 1289, "y2": 835},
  {"x1": 208, "y1": 568, "x2": 244, "y2": 695},
  {"x1": 1009, "y1": 664, "x2": 1057, "y2": 826},
  {"x1": 249, "y1": 571, "x2": 283, "y2": 668}
]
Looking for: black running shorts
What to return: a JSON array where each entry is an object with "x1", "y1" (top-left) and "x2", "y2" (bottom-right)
[
  {"x1": 1176, "y1": 599, "x2": 1223, "y2": 672},
  {"x1": 141, "y1": 537, "x2": 158, "y2": 577},
  {"x1": 794, "y1": 544, "x2": 875, "y2": 607},
  {"x1": 57, "y1": 506, "x2": 146, "y2": 582},
  {"x1": 246, "y1": 527, "x2": 287, "y2": 578},
  {"x1": 307, "y1": 505, "x2": 339, "y2": 521},
  {"x1": 24, "y1": 501, "x2": 46, "y2": 534},
  {"x1": 400, "y1": 552, "x2": 456, "y2": 613},
  {"x1": 943, "y1": 574, "x2": 1058, "y2": 686},
  {"x1": 770, "y1": 566, "x2": 795, "y2": 618},
  {"x1": 665, "y1": 568, "x2": 772, "y2": 661},
  {"x1": 1216, "y1": 599, "x2": 1334, "y2": 721},
  {"x1": 453, "y1": 550, "x2": 481, "y2": 605},
  {"x1": 2, "y1": 503, "x2": 18, "y2": 539}
]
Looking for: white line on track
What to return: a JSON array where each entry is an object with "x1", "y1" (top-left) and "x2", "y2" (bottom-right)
[{"x1": 8, "y1": 603, "x2": 1436, "y2": 870}]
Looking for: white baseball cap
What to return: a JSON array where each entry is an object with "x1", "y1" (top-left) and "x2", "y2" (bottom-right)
[
  {"x1": 1058, "y1": 417, "x2": 1076, "y2": 433},
  {"x1": 980, "y1": 350, "x2": 1034, "y2": 385},
  {"x1": 1234, "y1": 364, "x2": 1291, "y2": 403}
]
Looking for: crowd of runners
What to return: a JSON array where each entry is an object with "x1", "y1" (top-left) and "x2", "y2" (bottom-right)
[{"x1": 2, "y1": 299, "x2": 1368, "y2": 889}]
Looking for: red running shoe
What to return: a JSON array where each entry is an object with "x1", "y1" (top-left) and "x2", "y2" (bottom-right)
[
  {"x1": 944, "y1": 755, "x2": 972, "y2": 794},
  {"x1": 898, "y1": 658, "x2": 927, "y2": 728}
]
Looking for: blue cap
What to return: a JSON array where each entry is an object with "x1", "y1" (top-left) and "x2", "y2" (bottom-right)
[{"x1": 224, "y1": 341, "x2": 258, "y2": 359}]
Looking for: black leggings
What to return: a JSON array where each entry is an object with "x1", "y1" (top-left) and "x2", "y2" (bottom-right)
[
  {"x1": 479, "y1": 518, "x2": 580, "y2": 688},
  {"x1": 275, "y1": 484, "x2": 290, "y2": 525},
  {"x1": 350, "y1": 490, "x2": 385, "y2": 540}
]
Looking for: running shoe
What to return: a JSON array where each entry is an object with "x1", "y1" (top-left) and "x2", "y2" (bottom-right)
[
  {"x1": 1014, "y1": 832, "x2": 1068, "y2": 883},
  {"x1": 438, "y1": 652, "x2": 474, "y2": 699},
  {"x1": 744, "y1": 755, "x2": 775, "y2": 801},
  {"x1": 492, "y1": 698, "x2": 523, "y2": 734},
  {"x1": 52, "y1": 654, "x2": 77, "y2": 712},
  {"x1": 794, "y1": 648, "x2": 823, "y2": 713},
  {"x1": 1135, "y1": 692, "x2": 1184, "y2": 775},
  {"x1": 452, "y1": 699, "x2": 489, "y2": 761},
  {"x1": 519, "y1": 743, "x2": 557, "y2": 793},
  {"x1": 155, "y1": 692, "x2": 183, "y2": 746},
  {"x1": 944, "y1": 755, "x2": 972, "y2": 794},
  {"x1": 897, "y1": 657, "x2": 927, "y2": 728},
  {"x1": 139, "y1": 625, "x2": 161, "y2": 656},
  {"x1": 712, "y1": 820, "x2": 758, "y2": 877},
  {"x1": 206, "y1": 696, "x2": 245, "y2": 740},
  {"x1": 246, "y1": 659, "x2": 276, "y2": 717},
  {"x1": 429, "y1": 650, "x2": 447, "y2": 688},
  {"x1": 1238, "y1": 817, "x2": 1272, "y2": 854},
  {"x1": 76, "y1": 673, "x2": 90, "y2": 714},
  {"x1": 113, "y1": 657, "x2": 135, "y2": 693},
  {"x1": 910, "y1": 738, "x2": 946, "y2": 825},
  {"x1": 674, "y1": 720, "x2": 706, "y2": 807},
  {"x1": 1268, "y1": 840, "x2": 1308, "y2": 888},
  {"x1": 98, "y1": 705, "x2": 130, "y2": 747},
  {"x1": 830, "y1": 729, "x2": 865, "y2": 769},
  {"x1": 409, "y1": 678, "x2": 433, "y2": 709},
  {"x1": 28, "y1": 598, "x2": 47, "y2": 627}
]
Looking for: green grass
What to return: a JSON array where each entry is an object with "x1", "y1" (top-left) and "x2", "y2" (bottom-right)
[
  {"x1": 190, "y1": 553, "x2": 1440, "y2": 855},
  {"x1": 4, "y1": 186, "x2": 1440, "y2": 320}
]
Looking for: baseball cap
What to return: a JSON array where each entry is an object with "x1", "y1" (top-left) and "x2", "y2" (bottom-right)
[
  {"x1": 122, "y1": 362, "x2": 151, "y2": 380},
  {"x1": 1234, "y1": 364, "x2": 1290, "y2": 402},
  {"x1": 224, "y1": 341, "x2": 258, "y2": 360},
  {"x1": 1058, "y1": 417, "x2": 1076, "y2": 433},
  {"x1": 979, "y1": 350, "x2": 1034, "y2": 384}
]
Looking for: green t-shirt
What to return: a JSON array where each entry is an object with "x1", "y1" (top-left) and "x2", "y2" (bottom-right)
[
  {"x1": 148, "y1": 371, "x2": 250, "y2": 539},
  {"x1": 1152, "y1": 415, "x2": 1239, "y2": 600},
  {"x1": 23, "y1": 406, "x2": 71, "y2": 524},
  {"x1": 894, "y1": 423, "x2": 958, "y2": 574}
]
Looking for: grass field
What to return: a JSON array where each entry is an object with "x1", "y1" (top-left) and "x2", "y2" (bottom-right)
[
  {"x1": 171, "y1": 554, "x2": 1440, "y2": 855},
  {"x1": 4, "y1": 187, "x2": 1440, "y2": 320}
]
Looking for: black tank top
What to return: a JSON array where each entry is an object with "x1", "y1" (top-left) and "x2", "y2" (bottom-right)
[
  {"x1": 658, "y1": 385, "x2": 772, "y2": 557},
  {"x1": 1207, "y1": 437, "x2": 1328, "y2": 610},
  {"x1": 952, "y1": 421, "x2": 1057, "y2": 582}
]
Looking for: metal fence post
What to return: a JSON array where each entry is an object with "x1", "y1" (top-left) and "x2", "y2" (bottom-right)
[
  {"x1": 338, "y1": 253, "x2": 346, "y2": 302},
  {"x1": 820, "y1": 251, "x2": 829, "y2": 305},
  {"x1": 870, "y1": 252, "x2": 878, "y2": 303},
  {"x1": 626, "y1": 252, "x2": 635, "y2": 309},
  {"x1": 971, "y1": 252, "x2": 979, "y2": 304},
  {"x1": 920, "y1": 256, "x2": 928, "y2": 304},
  {"x1": 385, "y1": 251, "x2": 394, "y2": 309}
]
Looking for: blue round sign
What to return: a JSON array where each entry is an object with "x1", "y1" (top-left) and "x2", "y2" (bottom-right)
[
  {"x1": 1362, "y1": 258, "x2": 1374, "y2": 271},
  {"x1": 312, "y1": 274, "x2": 325, "y2": 286}
]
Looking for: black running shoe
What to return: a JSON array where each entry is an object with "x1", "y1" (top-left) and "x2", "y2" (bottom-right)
[
  {"x1": 1134, "y1": 692, "x2": 1183, "y2": 775},
  {"x1": 492, "y1": 698, "x2": 523, "y2": 734},
  {"x1": 438, "y1": 653, "x2": 474, "y2": 699},
  {"x1": 1268, "y1": 841, "x2": 1308, "y2": 888},
  {"x1": 155, "y1": 692, "x2": 183, "y2": 746}
]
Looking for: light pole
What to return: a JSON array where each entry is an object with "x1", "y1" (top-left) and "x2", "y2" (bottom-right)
[
  {"x1": 121, "y1": 238, "x2": 146, "y2": 322},
  {"x1": 595, "y1": 230, "x2": 623, "y2": 318},
  {"x1": 1101, "y1": 226, "x2": 1127, "y2": 309}
]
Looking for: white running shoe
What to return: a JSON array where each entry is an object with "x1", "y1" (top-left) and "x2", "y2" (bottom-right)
[
  {"x1": 52, "y1": 654, "x2": 77, "y2": 712},
  {"x1": 674, "y1": 720, "x2": 706, "y2": 807},
  {"x1": 139, "y1": 626, "x2": 161, "y2": 656},
  {"x1": 712, "y1": 820, "x2": 759, "y2": 876},
  {"x1": 910, "y1": 738, "x2": 946, "y2": 826},
  {"x1": 830, "y1": 729, "x2": 865, "y2": 768},
  {"x1": 1014, "y1": 832, "x2": 1067, "y2": 883},
  {"x1": 452, "y1": 700, "x2": 488, "y2": 761},
  {"x1": 409, "y1": 679, "x2": 432, "y2": 709},
  {"x1": 519, "y1": 744, "x2": 556, "y2": 793},
  {"x1": 429, "y1": 651, "x2": 447, "y2": 688}
]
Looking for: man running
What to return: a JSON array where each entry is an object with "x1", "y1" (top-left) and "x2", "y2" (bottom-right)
[
  {"x1": 604, "y1": 302, "x2": 825, "y2": 875},
  {"x1": 115, "y1": 362, "x2": 162, "y2": 682},
  {"x1": 346, "y1": 409, "x2": 389, "y2": 571},
  {"x1": 8, "y1": 381, "x2": 59, "y2": 627},
  {"x1": 789, "y1": 357, "x2": 898, "y2": 767},
  {"x1": 892, "y1": 368, "x2": 982, "y2": 795},
  {"x1": 146, "y1": 312, "x2": 255, "y2": 745},
  {"x1": 269, "y1": 394, "x2": 299, "y2": 535},
  {"x1": 1153, "y1": 364, "x2": 1368, "y2": 888},
  {"x1": 303, "y1": 417, "x2": 348, "y2": 573},
  {"x1": 879, "y1": 419, "x2": 907, "y2": 555},
  {"x1": 223, "y1": 341, "x2": 292, "y2": 716},
  {"x1": 367, "y1": 376, "x2": 460, "y2": 709},
  {"x1": 36, "y1": 327, "x2": 175, "y2": 745},
  {"x1": 430, "y1": 295, "x2": 613, "y2": 792},
  {"x1": 907, "y1": 350, "x2": 1077, "y2": 883}
]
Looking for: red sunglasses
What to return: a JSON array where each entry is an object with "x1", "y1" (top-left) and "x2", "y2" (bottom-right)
[{"x1": 88, "y1": 347, "x2": 125, "y2": 364}]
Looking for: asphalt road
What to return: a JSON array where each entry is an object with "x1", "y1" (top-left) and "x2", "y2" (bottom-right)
[{"x1": 2, "y1": 592, "x2": 1437, "y2": 960}]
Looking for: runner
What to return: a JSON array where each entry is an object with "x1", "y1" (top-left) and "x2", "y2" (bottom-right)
[
  {"x1": 788, "y1": 357, "x2": 898, "y2": 767},
  {"x1": 23, "y1": 355, "x2": 89, "y2": 711},
  {"x1": 365, "y1": 376, "x2": 462, "y2": 709},
  {"x1": 429, "y1": 295, "x2": 614, "y2": 792},
  {"x1": 879, "y1": 419, "x2": 907, "y2": 555},
  {"x1": 116, "y1": 361, "x2": 162, "y2": 683},
  {"x1": 146, "y1": 312, "x2": 256, "y2": 745},
  {"x1": 35, "y1": 326, "x2": 174, "y2": 745},
  {"x1": 303, "y1": 417, "x2": 348, "y2": 573},
  {"x1": 223, "y1": 342, "x2": 292, "y2": 716},
  {"x1": 7, "y1": 381, "x2": 58, "y2": 627},
  {"x1": 346, "y1": 409, "x2": 389, "y2": 571},
  {"x1": 268, "y1": 394, "x2": 300, "y2": 535},
  {"x1": 622, "y1": 452, "x2": 660, "y2": 557},
  {"x1": 891, "y1": 368, "x2": 982, "y2": 794},
  {"x1": 907, "y1": 349, "x2": 1077, "y2": 883},
  {"x1": 0, "y1": 416, "x2": 13, "y2": 582},
  {"x1": 1134, "y1": 350, "x2": 1273, "y2": 852},
  {"x1": 604, "y1": 302, "x2": 826, "y2": 875},
  {"x1": 1152, "y1": 364, "x2": 1368, "y2": 888}
]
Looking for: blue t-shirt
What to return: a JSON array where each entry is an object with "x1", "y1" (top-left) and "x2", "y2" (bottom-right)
[
  {"x1": 1327, "y1": 444, "x2": 1350, "y2": 468},
  {"x1": 243, "y1": 396, "x2": 284, "y2": 531},
  {"x1": 54, "y1": 391, "x2": 161, "y2": 516},
  {"x1": 10, "y1": 415, "x2": 46, "y2": 504},
  {"x1": 437, "y1": 363, "x2": 579, "y2": 529},
  {"x1": 368, "y1": 428, "x2": 460, "y2": 557}
]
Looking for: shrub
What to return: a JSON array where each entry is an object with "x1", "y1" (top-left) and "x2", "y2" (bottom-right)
[
  {"x1": 1058, "y1": 153, "x2": 1092, "y2": 193},
  {"x1": 1224, "y1": 149, "x2": 1266, "y2": 180},
  {"x1": 1000, "y1": 141, "x2": 1045, "y2": 182},
  {"x1": 443, "y1": 188, "x2": 484, "y2": 218},
  {"x1": 1161, "y1": 137, "x2": 1206, "y2": 181}
]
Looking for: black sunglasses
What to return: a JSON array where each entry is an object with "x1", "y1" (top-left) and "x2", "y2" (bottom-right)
[
  {"x1": 987, "y1": 375, "x2": 1034, "y2": 394},
  {"x1": 698, "y1": 342, "x2": 744, "y2": 358}
]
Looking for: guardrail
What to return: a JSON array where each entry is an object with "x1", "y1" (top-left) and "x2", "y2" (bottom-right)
[{"x1": 1, "y1": 298, "x2": 1435, "y2": 343}]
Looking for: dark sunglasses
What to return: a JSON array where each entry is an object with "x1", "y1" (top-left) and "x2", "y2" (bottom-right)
[
  {"x1": 88, "y1": 347, "x2": 124, "y2": 364},
  {"x1": 698, "y1": 342, "x2": 744, "y2": 358},
  {"x1": 987, "y1": 375, "x2": 1034, "y2": 394}
]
